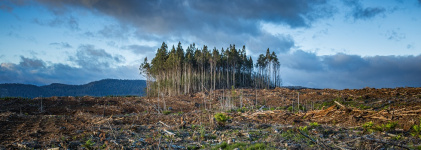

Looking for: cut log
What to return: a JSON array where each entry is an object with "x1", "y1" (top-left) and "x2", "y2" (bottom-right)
[
  {"x1": 334, "y1": 101, "x2": 346, "y2": 109},
  {"x1": 163, "y1": 129, "x2": 175, "y2": 137},
  {"x1": 159, "y1": 121, "x2": 171, "y2": 128}
]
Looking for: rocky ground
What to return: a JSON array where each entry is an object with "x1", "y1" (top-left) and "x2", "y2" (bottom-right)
[{"x1": 0, "y1": 87, "x2": 421, "y2": 149}]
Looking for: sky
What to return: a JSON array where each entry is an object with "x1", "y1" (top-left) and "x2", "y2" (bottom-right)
[{"x1": 0, "y1": 0, "x2": 420, "y2": 89}]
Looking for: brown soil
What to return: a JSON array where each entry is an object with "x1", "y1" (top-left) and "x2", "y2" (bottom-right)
[{"x1": 0, "y1": 87, "x2": 420, "y2": 149}]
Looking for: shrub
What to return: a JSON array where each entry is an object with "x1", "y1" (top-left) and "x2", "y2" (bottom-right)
[
  {"x1": 299, "y1": 126, "x2": 309, "y2": 135},
  {"x1": 214, "y1": 113, "x2": 229, "y2": 127},
  {"x1": 309, "y1": 122, "x2": 320, "y2": 128},
  {"x1": 163, "y1": 110, "x2": 171, "y2": 115},
  {"x1": 391, "y1": 134, "x2": 403, "y2": 140},
  {"x1": 187, "y1": 145, "x2": 201, "y2": 150},
  {"x1": 246, "y1": 143, "x2": 266, "y2": 150},
  {"x1": 287, "y1": 106, "x2": 293, "y2": 112},
  {"x1": 82, "y1": 139, "x2": 95, "y2": 150},
  {"x1": 281, "y1": 128, "x2": 309, "y2": 144},
  {"x1": 411, "y1": 122, "x2": 421, "y2": 139},
  {"x1": 212, "y1": 142, "x2": 228, "y2": 150},
  {"x1": 211, "y1": 142, "x2": 265, "y2": 150},
  {"x1": 236, "y1": 107, "x2": 248, "y2": 113},
  {"x1": 368, "y1": 121, "x2": 398, "y2": 132},
  {"x1": 363, "y1": 121, "x2": 374, "y2": 133},
  {"x1": 385, "y1": 121, "x2": 398, "y2": 131}
]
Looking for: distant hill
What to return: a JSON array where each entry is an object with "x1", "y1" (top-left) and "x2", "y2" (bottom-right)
[{"x1": 0, "y1": 79, "x2": 146, "y2": 98}]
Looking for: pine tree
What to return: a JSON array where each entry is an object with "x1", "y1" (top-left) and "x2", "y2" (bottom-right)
[{"x1": 140, "y1": 42, "x2": 282, "y2": 97}]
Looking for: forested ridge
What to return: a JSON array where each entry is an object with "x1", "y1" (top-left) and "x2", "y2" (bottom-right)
[
  {"x1": 139, "y1": 42, "x2": 281, "y2": 97},
  {"x1": 0, "y1": 79, "x2": 146, "y2": 98}
]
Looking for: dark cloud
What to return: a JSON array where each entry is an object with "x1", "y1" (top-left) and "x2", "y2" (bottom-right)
[
  {"x1": 280, "y1": 50, "x2": 324, "y2": 72},
  {"x1": 281, "y1": 51, "x2": 421, "y2": 89},
  {"x1": 34, "y1": 0, "x2": 334, "y2": 35},
  {"x1": 69, "y1": 45, "x2": 125, "y2": 71},
  {"x1": 190, "y1": 0, "x2": 334, "y2": 27},
  {"x1": 19, "y1": 56, "x2": 45, "y2": 69},
  {"x1": 0, "y1": 0, "x2": 336, "y2": 57},
  {"x1": 49, "y1": 42, "x2": 72, "y2": 49},
  {"x1": 344, "y1": 0, "x2": 386, "y2": 20},
  {"x1": 353, "y1": 7, "x2": 385, "y2": 20},
  {"x1": 322, "y1": 53, "x2": 367, "y2": 71},
  {"x1": 0, "y1": 0, "x2": 28, "y2": 12},
  {"x1": 0, "y1": 56, "x2": 138, "y2": 86},
  {"x1": 2, "y1": 0, "x2": 329, "y2": 56}
]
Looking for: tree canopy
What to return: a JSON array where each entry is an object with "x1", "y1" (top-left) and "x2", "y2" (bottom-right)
[{"x1": 140, "y1": 42, "x2": 281, "y2": 96}]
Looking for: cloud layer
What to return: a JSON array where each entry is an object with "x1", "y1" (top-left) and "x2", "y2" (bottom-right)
[
  {"x1": 31, "y1": 0, "x2": 333, "y2": 52},
  {"x1": 0, "y1": 45, "x2": 138, "y2": 85},
  {"x1": 35, "y1": 0, "x2": 333, "y2": 32},
  {"x1": 281, "y1": 51, "x2": 421, "y2": 89}
]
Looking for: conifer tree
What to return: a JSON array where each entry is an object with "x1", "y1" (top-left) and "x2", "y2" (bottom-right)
[{"x1": 140, "y1": 42, "x2": 282, "y2": 96}]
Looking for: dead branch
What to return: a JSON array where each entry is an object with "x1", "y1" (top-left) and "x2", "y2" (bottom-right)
[
  {"x1": 361, "y1": 136, "x2": 410, "y2": 150},
  {"x1": 95, "y1": 116, "x2": 113, "y2": 124},
  {"x1": 296, "y1": 128, "x2": 333, "y2": 150},
  {"x1": 162, "y1": 129, "x2": 175, "y2": 137},
  {"x1": 159, "y1": 121, "x2": 171, "y2": 128},
  {"x1": 334, "y1": 101, "x2": 346, "y2": 109}
]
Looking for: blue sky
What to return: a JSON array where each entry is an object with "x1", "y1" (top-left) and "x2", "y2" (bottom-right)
[{"x1": 0, "y1": 0, "x2": 420, "y2": 89}]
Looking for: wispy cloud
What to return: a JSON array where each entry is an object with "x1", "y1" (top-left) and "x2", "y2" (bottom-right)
[
  {"x1": 344, "y1": 0, "x2": 386, "y2": 20},
  {"x1": 33, "y1": 16, "x2": 80, "y2": 31},
  {"x1": 49, "y1": 42, "x2": 72, "y2": 49},
  {"x1": 385, "y1": 30, "x2": 406, "y2": 41},
  {"x1": 69, "y1": 45, "x2": 125, "y2": 71}
]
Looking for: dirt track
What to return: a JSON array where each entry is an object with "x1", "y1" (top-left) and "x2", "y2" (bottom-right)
[{"x1": 1, "y1": 87, "x2": 420, "y2": 149}]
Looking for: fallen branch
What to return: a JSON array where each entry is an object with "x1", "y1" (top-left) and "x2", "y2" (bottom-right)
[
  {"x1": 370, "y1": 116, "x2": 390, "y2": 121},
  {"x1": 296, "y1": 129, "x2": 333, "y2": 150},
  {"x1": 94, "y1": 116, "x2": 113, "y2": 124},
  {"x1": 334, "y1": 101, "x2": 347, "y2": 109},
  {"x1": 162, "y1": 129, "x2": 175, "y2": 137},
  {"x1": 362, "y1": 136, "x2": 410, "y2": 150},
  {"x1": 159, "y1": 121, "x2": 171, "y2": 128}
]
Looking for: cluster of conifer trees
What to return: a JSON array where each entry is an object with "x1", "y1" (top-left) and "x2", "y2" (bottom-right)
[{"x1": 139, "y1": 42, "x2": 281, "y2": 97}]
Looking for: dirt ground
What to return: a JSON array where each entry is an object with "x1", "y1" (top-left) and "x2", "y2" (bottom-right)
[{"x1": 0, "y1": 87, "x2": 420, "y2": 149}]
